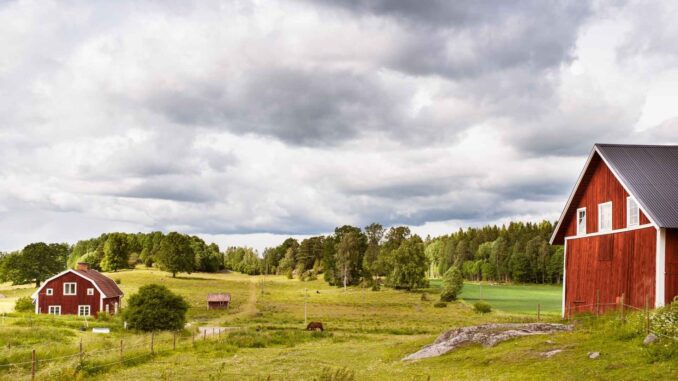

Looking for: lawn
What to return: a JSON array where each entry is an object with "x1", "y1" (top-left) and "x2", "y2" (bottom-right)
[{"x1": 0, "y1": 269, "x2": 675, "y2": 380}]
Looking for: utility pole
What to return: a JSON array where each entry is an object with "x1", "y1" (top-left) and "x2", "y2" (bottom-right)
[{"x1": 304, "y1": 288, "x2": 308, "y2": 326}]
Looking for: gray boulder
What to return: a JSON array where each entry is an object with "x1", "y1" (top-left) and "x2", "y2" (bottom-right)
[{"x1": 643, "y1": 333, "x2": 658, "y2": 346}]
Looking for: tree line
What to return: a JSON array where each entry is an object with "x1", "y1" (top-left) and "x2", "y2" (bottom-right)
[
  {"x1": 0, "y1": 220, "x2": 564, "y2": 289},
  {"x1": 252, "y1": 220, "x2": 563, "y2": 290}
]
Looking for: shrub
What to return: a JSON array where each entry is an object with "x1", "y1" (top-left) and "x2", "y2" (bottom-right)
[
  {"x1": 14, "y1": 296, "x2": 34, "y2": 313},
  {"x1": 123, "y1": 284, "x2": 188, "y2": 331},
  {"x1": 440, "y1": 266, "x2": 464, "y2": 301},
  {"x1": 433, "y1": 301, "x2": 447, "y2": 308},
  {"x1": 420, "y1": 292, "x2": 429, "y2": 301},
  {"x1": 473, "y1": 301, "x2": 492, "y2": 314},
  {"x1": 650, "y1": 300, "x2": 677, "y2": 338},
  {"x1": 114, "y1": 278, "x2": 122, "y2": 284}
]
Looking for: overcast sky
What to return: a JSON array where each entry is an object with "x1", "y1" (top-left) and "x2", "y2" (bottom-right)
[{"x1": 1, "y1": 0, "x2": 677, "y2": 253}]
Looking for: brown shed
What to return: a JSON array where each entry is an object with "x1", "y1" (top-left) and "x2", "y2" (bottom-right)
[{"x1": 207, "y1": 293, "x2": 231, "y2": 309}]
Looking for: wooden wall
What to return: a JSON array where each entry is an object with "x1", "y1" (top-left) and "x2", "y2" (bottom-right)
[
  {"x1": 38, "y1": 272, "x2": 101, "y2": 315},
  {"x1": 666, "y1": 229, "x2": 678, "y2": 304},
  {"x1": 562, "y1": 156, "x2": 650, "y2": 238},
  {"x1": 553, "y1": 153, "x2": 650, "y2": 244},
  {"x1": 565, "y1": 226, "x2": 656, "y2": 315}
]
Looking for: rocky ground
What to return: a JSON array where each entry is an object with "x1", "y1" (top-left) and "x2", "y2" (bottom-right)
[{"x1": 403, "y1": 323, "x2": 573, "y2": 361}]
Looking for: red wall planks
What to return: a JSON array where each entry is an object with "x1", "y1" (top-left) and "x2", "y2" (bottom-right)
[
  {"x1": 666, "y1": 229, "x2": 678, "y2": 304},
  {"x1": 37, "y1": 271, "x2": 121, "y2": 316},
  {"x1": 562, "y1": 156, "x2": 650, "y2": 239},
  {"x1": 565, "y1": 226, "x2": 656, "y2": 315}
]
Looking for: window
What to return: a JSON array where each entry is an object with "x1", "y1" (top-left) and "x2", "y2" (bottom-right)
[
  {"x1": 48, "y1": 305, "x2": 61, "y2": 315},
  {"x1": 78, "y1": 305, "x2": 91, "y2": 316},
  {"x1": 577, "y1": 208, "x2": 587, "y2": 235},
  {"x1": 63, "y1": 282, "x2": 77, "y2": 295},
  {"x1": 627, "y1": 197, "x2": 639, "y2": 227},
  {"x1": 598, "y1": 202, "x2": 612, "y2": 232},
  {"x1": 46, "y1": 288, "x2": 53, "y2": 296},
  {"x1": 87, "y1": 288, "x2": 94, "y2": 296}
]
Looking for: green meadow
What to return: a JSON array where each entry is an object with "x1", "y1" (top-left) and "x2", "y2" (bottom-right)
[{"x1": 0, "y1": 268, "x2": 675, "y2": 380}]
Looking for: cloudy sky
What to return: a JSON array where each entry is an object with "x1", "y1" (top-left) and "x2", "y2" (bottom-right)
[{"x1": 1, "y1": 0, "x2": 677, "y2": 253}]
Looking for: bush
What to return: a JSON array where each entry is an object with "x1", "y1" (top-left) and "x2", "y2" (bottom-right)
[
  {"x1": 114, "y1": 278, "x2": 122, "y2": 284},
  {"x1": 14, "y1": 296, "x2": 34, "y2": 313},
  {"x1": 473, "y1": 301, "x2": 492, "y2": 314},
  {"x1": 650, "y1": 299, "x2": 677, "y2": 338},
  {"x1": 433, "y1": 301, "x2": 447, "y2": 308},
  {"x1": 123, "y1": 284, "x2": 188, "y2": 331},
  {"x1": 440, "y1": 266, "x2": 464, "y2": 301},
  {"x1": 420, "y1": 292, "x2": 429, "y2": 301}
]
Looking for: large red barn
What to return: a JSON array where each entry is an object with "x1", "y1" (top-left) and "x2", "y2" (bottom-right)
[
  {"x1": 551, "y1": 144, "x2": 678, "y2": 317},
  {"x1": 31, "y1": 263, "x2": 124, "y2": 317}
]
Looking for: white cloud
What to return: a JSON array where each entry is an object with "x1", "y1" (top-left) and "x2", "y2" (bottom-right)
[{"x1": 1, "y1": 0, "x2": 678, "y2": 251}]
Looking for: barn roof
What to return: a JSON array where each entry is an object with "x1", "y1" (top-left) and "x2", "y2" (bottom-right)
[
  {"x1": 75, "y1": 269, "x2": 124, "y2": 298},
  {"x1": 207, "y1": 293, "x2": 231, "y2": 302},
  {"x1": 595, "y1": 144, "x2": 678, "y2": 228},
  {"x1": 550, "y1": 143, "x2": 678, "y2": 244}
]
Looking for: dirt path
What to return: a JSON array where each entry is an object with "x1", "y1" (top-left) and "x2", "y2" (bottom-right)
[{"x1": 204, "y1": 276, "x2": 259, "y2": 326}]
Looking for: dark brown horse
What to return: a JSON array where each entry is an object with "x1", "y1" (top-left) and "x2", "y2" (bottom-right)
[{"x1": 306, "y1": 322, "x2": 324, "y2": 331}]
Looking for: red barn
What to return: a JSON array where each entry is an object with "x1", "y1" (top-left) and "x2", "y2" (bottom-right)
[
  {"x1": 31, "y1": 263, "x2": 124, "y2": 317},
  {"x1": 551, "y1": 144, "x2": 678, "y2": 317}
]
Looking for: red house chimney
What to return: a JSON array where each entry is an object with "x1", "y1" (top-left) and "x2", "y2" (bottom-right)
[{"x1": 77, "y1": 262, "x2": 90, "y2": 271}]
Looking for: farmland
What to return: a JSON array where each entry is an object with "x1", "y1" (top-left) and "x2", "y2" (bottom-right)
[{"x1": 0, "y1": 268, "x2": 676, "y2": 380}]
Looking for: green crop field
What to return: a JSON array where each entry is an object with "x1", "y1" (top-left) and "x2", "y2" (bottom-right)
[
  {"x1": 429, "y1": 280, "x2": 562, "y2": 315},
  {"x1": 0, "y1": 268, "x2": 675, "y2": 380}
]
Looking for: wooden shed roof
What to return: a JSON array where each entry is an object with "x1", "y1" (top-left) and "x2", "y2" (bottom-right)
[{"x1": 207, "y1": 293, "x2": 231, "y2": 302}]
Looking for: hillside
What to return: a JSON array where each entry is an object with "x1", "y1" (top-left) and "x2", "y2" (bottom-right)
[{"x1": 0, "y1": 268, "x2": 675, "y2": 380}]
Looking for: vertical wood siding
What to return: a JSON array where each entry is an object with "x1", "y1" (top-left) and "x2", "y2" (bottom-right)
[
  {"x1": 37, "y1": 272, "x2": 121, "y2": 316},
  {"x1": 38, "y1": 272, "x2": 101, "y2": 315},
  {"x1": 565, "y1": 227, "x2": 656, "y2": 316},
  {"x1": 666, "y1": 229, "x2": 678, "y2": 304},
  {"x1": 563, "y1": 156, "x2": 650, "y2": 238}
]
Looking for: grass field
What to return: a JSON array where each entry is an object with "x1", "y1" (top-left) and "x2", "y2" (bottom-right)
[
  {"x1": 429, "y1": 280, "x2": 562, "y2": 315},
  {"x1": 0, "y1": 268, "x2": 675, "y2": 380}
]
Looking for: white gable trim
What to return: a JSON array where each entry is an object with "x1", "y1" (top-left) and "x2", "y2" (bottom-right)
[
  {"x1": 656, "y1": 228, "x2": 666, "y2": 308},
  {"x1": 32, "y1": 269, "x2": 109, "y2": 299},
  {"x1": 550, "y1": 146, "x2": 659, "y2": 244},
  {"x1": 550, "y1": 147, "x2": 597, "y2": 244}
]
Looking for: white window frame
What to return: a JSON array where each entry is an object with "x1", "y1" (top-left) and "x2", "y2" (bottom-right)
[
  {"x1": 598, "y1": 201, "x2": 613, "y2": 232},
  {"x1": 46, "y1": 288, "x2": 53, "y2": 296},
  {"x1": 63, "y1": 282, "x2": 77, "y2": 296},
  {"x1": 78, "y1": 305, "x2": 91, "y2": 317},
  {"x1": 576, "y1": 207, "x2": 587, "y2": 236},
  {"x1": 87, "y1": 288, "x2": 94, "y2": 296},
  {"x1": 48, "y1": 305, "x2": 61, "y2": 315},
  {"x1": 627, "y1": 196, "x2": 639, "y2": 227}
]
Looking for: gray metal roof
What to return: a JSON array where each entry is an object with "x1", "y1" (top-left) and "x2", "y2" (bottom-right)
[{"x1": 595, "y1": 144, "x2": 678, "y2": 228}]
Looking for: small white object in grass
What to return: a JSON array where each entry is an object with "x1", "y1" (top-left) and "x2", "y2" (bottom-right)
[
  {"x1": 93, "y1": 328, "x2": 110, "y2": 334},
  {"x1": 587, "y1": 351, "x2": 600, "y2": 359}
]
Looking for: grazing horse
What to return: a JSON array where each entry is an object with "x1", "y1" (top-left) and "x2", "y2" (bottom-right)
[{"x1": 306, "y1": 321, "x2": 324, "y2": 332}]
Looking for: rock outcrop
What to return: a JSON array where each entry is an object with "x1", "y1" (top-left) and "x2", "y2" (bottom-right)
[{"x1": 403, "y1": 323, "x2": 573, "y2": 361}]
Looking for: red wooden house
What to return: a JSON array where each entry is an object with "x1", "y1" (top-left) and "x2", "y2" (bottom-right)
[
  {"x1": 31, "y1": 263, "x2": 124, "y2": 317},
  {"x1": 551, "y1": 144, "x2": 678, "y2": 317}
]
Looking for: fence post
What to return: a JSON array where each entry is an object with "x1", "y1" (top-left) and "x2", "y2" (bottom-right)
[
  {"x1": 79, "y1": 338, "x2": 83, "y2": 366},
  {"x1": 192, "y1": 331, "x2": 195, "y2": 346},
  {"x1": 151, "y1": 332, "x2": 154, "y2": 355},
  {"x1": 120, "y1": 339, "x2": 123, "y2": 363},
  {"x1": 173, "y1": 332, "x2": 177, "y2": 350},
  {"x1": 203, "y1": 329, "x2": 206, "y2": 341},
  {"x1": 537, "y1": 304, "x2": 541, "y2": 322},
  {"x1": 595, "y1": 289, "x2": 600, "y2": 317},
  {"x1": 31, "y1": 349, "x2": 36, "y2": 380},
  {"x1": 620, "y1": 293, "x2": 625, "y2": 323}
]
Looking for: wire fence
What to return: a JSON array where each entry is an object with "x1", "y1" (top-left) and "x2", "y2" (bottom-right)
[
  {"x1": 0, "y1": 327, "x2": 238, "y2": 380},
  {"x1": 563, "y1": 293, "x2": 678, "y2": 342}
]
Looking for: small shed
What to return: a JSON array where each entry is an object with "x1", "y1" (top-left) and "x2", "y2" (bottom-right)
[{"x1": 207, "y1": 293, "x2": 231, "y2": 309}]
